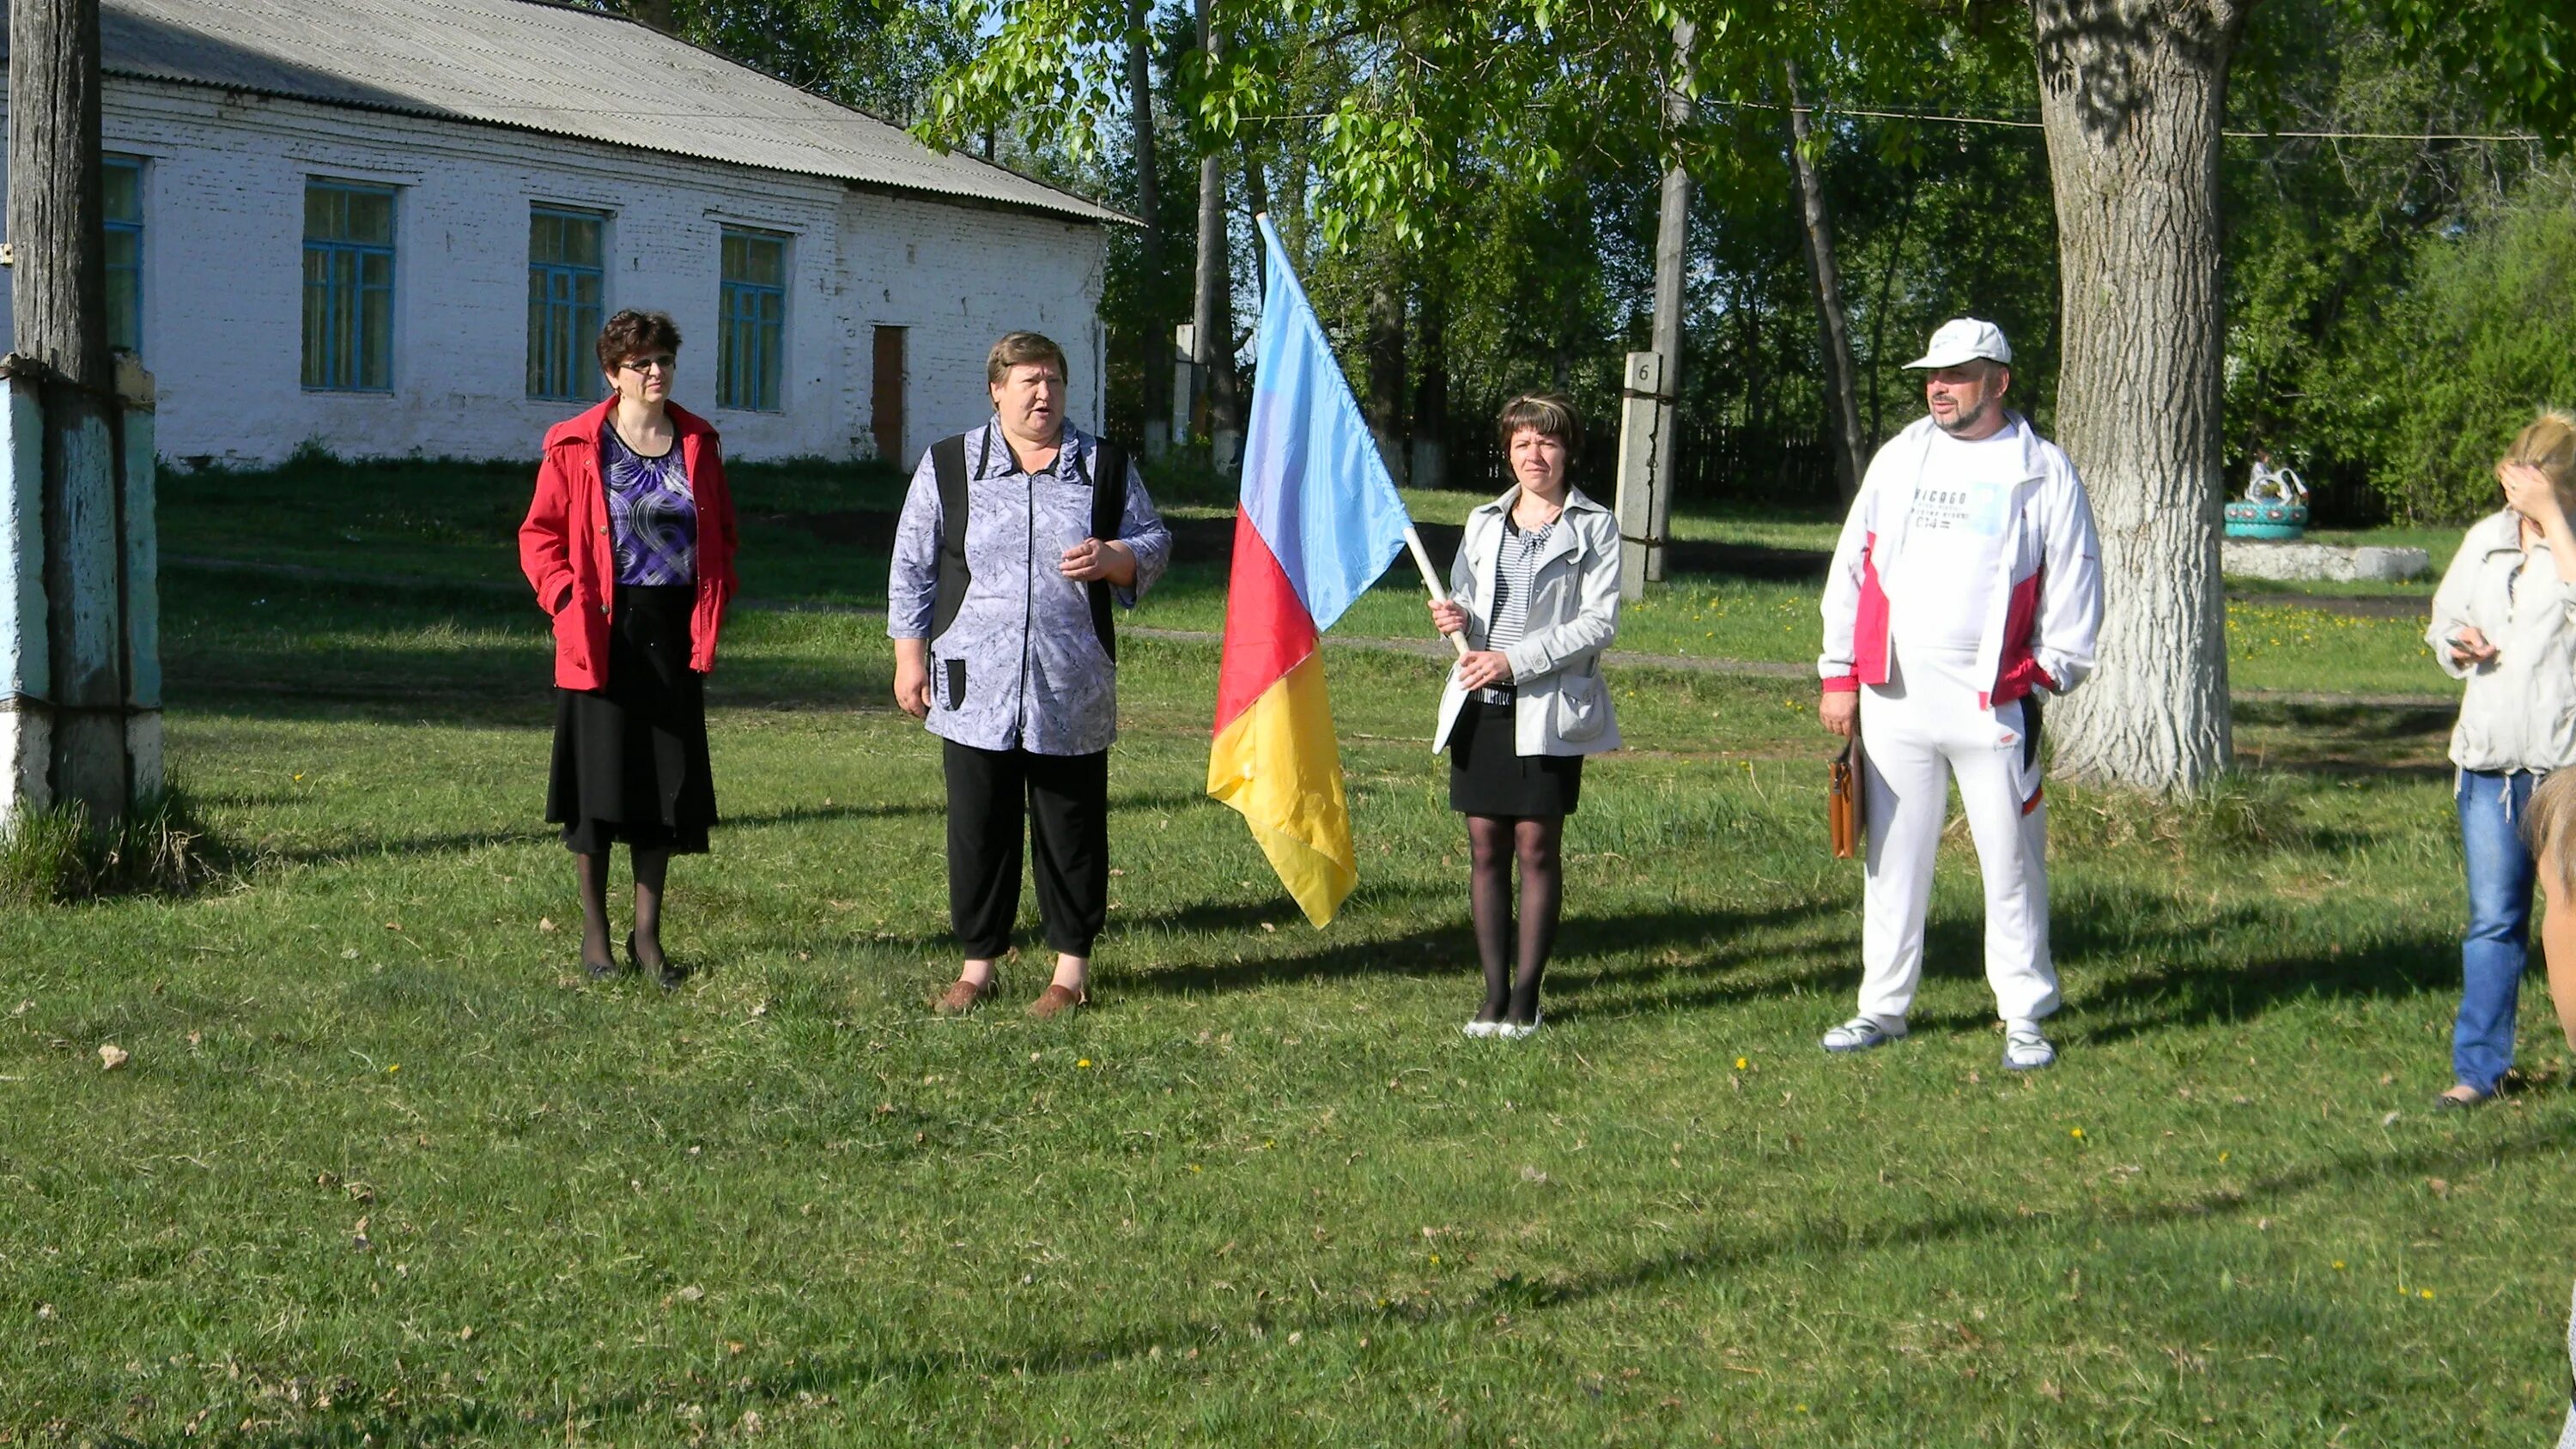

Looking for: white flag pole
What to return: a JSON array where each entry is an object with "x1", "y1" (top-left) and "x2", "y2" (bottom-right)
[{"x1": 1403, "y1": 524, "x2": 1468, "y2": 659}]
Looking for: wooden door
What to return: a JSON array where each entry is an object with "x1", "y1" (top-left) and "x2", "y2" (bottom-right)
[{"x1": 871, "y1": 326, "x2": 906, "y2": 464}]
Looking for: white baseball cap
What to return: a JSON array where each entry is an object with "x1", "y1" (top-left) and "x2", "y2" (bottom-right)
[{"x1": 1904, "y1": 318, "x2": 2013, "y2": 370}]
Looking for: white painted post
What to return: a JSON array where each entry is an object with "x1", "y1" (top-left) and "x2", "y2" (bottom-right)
[
  {"x1": 0, "y1": 366, "x2": 49, "y2": 823},
  {"x1": 1171, "y1": 322, "x2": 1197, "y2": 446},
  {"x1": 1612, "y1": 350, "x2": 1667, "y2": 603},
  {"x1": 0, "y1": 355, "x2": 160, "y2": 832},
  {"x1": 117, "y1": 355, "x2": 160, "y2": 803}
]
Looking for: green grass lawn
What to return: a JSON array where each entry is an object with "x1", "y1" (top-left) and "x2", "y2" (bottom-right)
[
  {"x1": 3, "y1": 463, "x2": 2571, "y2": 1444},
  {"x1": 162, "y1": 460, "x2": 2466, "y2": 698}
]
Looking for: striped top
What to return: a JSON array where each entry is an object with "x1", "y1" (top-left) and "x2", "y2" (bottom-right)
[{"x1": 1479, "y1": 512, "x2": 1558, "y2": 703}]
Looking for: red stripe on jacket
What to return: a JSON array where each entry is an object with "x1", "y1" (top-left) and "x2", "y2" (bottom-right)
[
  {"x1": 517, "y1": 399, "x2": 740, "y2": 692},
  {"x1": 1831, "y1": 537, "x2": 2057, "y2": 706}
]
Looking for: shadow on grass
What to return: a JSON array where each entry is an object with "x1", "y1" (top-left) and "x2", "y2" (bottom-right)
[
  {"x1": 1881, "y1": 887, "x2": 2455, "y2": 1045},
  {"x1": 1111, "y1": 899, "x2": 1842, "y2": 1009},
  {"x1": 168, "y1": 1116, "x2": 2576, "y2": 1448},
  {"x1": 2233, "y1": 699, "x2": 2454, "y2": 780}
]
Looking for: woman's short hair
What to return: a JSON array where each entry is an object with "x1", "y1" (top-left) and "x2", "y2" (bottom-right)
[
  {"x1": 2507, "y1": 409, "x2": 2576, "y2": 512},
  {"x1": 1496, "y1": 392, "x2": 1583, "y2": 459},
  {"x1": 988, "y1": 331, "x2": 1069, "y2": 387},
  {"x1": 596, "y1": 310, "x2": 683, "y2": 377}
]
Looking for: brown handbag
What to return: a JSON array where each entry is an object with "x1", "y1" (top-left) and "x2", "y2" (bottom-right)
[{"x1": 1829, "y1": 741, "x2": 1866, "y2": 859}]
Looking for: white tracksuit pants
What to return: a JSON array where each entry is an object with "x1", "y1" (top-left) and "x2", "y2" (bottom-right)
[{"x1": 1856, "y1": 644, "x2": 2059, "y2": 1026}]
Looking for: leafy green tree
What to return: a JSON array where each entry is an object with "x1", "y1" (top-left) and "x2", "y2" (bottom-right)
[
  {"x1": 2333, "y1": 161, "x2": 2576, "y2": 520},
  {"x1": 600, "y1": 0, "x2": 974, "y2": 123}
]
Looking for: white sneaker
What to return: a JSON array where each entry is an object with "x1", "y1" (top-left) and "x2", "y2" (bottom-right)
[
  {"x1": 1461, "y1": 1018, "x2": 1502, "y2": 1040},
  {"x1": 1820, "y1": 1016, "x2": 1905, "y2": 1053},
  {"x1": 2002, "y1": 1021, "x2": 2057, "y2": 1070},
  {"x1": 1495, "y1": 1013, "x2": 1543, "y2": 1040}
]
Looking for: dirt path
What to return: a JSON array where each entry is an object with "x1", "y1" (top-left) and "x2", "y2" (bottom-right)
[{"x1": 167, "y1": 554, "x2": 2457, "y2": 710}]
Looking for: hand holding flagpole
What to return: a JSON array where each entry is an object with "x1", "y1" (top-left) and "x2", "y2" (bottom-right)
[{"x1": 1403, "y1": 525, "x2": 1469, "y2": 659}]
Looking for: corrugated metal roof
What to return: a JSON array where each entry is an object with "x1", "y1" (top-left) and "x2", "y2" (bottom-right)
[{"x1": 2, "y1": 0, "x2": 1125, "y2": 225}]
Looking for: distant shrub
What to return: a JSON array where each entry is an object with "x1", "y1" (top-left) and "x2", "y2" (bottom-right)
[{"x1": 2348, "y1": 163, "x2": 2576, "y2": 522}]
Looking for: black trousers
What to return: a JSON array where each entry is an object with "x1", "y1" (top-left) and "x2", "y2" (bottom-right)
[{"x1": 943, "y1": 740, "x2": 1109, "y2": 959}]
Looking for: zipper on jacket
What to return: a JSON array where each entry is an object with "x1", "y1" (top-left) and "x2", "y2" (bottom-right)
[{"x1": 1018, "y1": 442, "x2": 1036, "y2": 749}]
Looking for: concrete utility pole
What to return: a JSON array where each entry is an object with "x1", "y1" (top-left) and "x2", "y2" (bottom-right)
[
  {"x1": 1613, "y1": 351, "x2": 1666, "y2": 602},
  {"x1": 1128, "y1": 0, "x2": 1169, "y2": 457},
  {"x1": 1190, "y1": 0, "x2": 1239, "y2": 469},
  {"x1": 3, "y1": 0, "x2": 161, "y2": 832},
  {"x1": 1643, "y1": 19, "x2": 1694, "y2": 583}
]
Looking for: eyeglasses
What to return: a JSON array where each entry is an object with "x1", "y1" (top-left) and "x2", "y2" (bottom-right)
[{"x1": 617, "y1": 355, "x2": 677, "y2": 374}]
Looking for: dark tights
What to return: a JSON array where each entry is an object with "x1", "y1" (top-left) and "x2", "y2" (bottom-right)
[
  {"x1": 574, "y1": 847, "x2": 671, "y2": 972},
  {"x1": 1467, "y1": 814, "x2": 1564, "y2": 1025}
]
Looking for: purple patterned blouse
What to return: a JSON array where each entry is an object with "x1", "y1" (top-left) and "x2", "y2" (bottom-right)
[{"x1": 602, "y1": 426, "x2": 697, "y2": 586}]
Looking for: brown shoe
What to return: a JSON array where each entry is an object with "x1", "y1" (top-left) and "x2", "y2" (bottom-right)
[
  {"x1": 1025, "y1": 983, "x2": 1088, "y2": 1020},
  {"x1": 933, "y1": 975, "x2": 997, "y2": 1016}
]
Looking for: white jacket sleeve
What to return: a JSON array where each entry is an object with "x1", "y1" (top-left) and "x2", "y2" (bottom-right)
[
  {"x1": 1818, "y1": 473, "x2": 1877, "y2": 685},
  {"x1": 2032, "y1": 458, "x2": 2105, "y2": 694},
  {"x1": 2425, "y1": 533, "x2": 2484, "y2": 681}
]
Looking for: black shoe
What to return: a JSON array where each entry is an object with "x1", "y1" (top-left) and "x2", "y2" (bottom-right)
[
  {"x1": 2435, "y1": 1085, "x2": 2491, "y2": 1111},
  {"x1": 629, "y1": 932, "x2": 687, "y2": 992}
]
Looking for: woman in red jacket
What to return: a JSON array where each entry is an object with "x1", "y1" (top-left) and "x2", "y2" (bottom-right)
[{"x1": 519, "y1": 310, "x2": 738, "y2": 987}]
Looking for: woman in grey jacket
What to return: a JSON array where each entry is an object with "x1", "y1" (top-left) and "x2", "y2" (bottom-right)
[
  {"x1": 2424, "y1": 410, "x2": 2576, "y2": 1106},
  {"x1": 1428, "y1": 394, "x2": 1622, "y2": 1039}
]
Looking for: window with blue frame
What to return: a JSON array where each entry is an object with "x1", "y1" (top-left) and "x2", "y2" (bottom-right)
[
  {"x1": 717, "y1": 229, "x2": 787, "y2": 412},
  {"x1": 302, "y1": 181, "x2": 396, "y2": 391},
  {"x1": 104, "y1": 156, "x2": 143, "y2": 355},
  {"x1": 527, "y1": 208, "x2": 605, "y2": 401}
]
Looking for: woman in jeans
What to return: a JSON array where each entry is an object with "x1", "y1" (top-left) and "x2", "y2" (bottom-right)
[
  {"x1": 2424, "y1": 410, "x2": 2576, "y2": 1106},
  {"x1": 1428, "y1": 393, "x2": 1622, "y2": 1039}
]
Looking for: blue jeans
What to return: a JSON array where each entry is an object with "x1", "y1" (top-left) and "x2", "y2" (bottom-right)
[{"x1": 2456, "y1": 768, "x2": 2541, "y2": 1094}]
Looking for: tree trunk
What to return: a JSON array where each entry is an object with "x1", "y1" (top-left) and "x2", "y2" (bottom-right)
[
  {"x1": 1867, "y1": 181, "x2": 1919, "y2": 449},
  {"x1": 1644, "y1": 19, "x2": 1694, "y2": 581},
  {"x1": 1127, "y1": 0, "x2": 1167, "y2": 447},
  {"x1": 9, "y1": 0, "x2": 127, "y2": 827},
  {"x1": 1243, "y1": 149, "x2": 1272, "y2": 294},
  {"x1": 2031, "y1": 0, "x2": 2246, "y2": 792},
  {"x1": 623, "y1": 0, "x2": 675, "y2": 31},
  {"x1": 1190, "y1": 0, "x2": 1228, "y2": 451},
  {"x1": 1783, "y1": 60, "x2": 1866, "y2": 502},
  {"x1": 1411, "y1": 266, "x2": 1449, "y2": 490},
  {"x1": 1364, "y1": 269, "x2": 1407, "y2": 484}
]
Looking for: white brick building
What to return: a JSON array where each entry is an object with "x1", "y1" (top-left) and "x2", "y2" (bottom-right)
[{"x1": 0, "y1": 0, "x2": 1123, "y2": 467}]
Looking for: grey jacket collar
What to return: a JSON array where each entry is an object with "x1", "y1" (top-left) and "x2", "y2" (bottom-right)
[{"x1": 1471, "y1": 483, "x2": 1605, "y2": 574}]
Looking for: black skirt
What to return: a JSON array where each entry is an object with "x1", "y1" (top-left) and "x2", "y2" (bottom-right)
[
  {"x1": 547, "y1": 582, "x2": 716, "y2": 854},
  {"x1": 1448, "y1": 695, "x2": 1583, "y2": 818}
]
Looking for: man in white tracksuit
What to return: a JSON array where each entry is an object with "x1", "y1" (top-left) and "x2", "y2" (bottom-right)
[{"x1": 1816, "y1": 318, "x2": 2104, "y2": 1070}]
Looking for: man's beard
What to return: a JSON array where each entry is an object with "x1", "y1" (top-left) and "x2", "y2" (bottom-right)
[{"x1": 1934, "y1": 396, "x2": 1995, "y2": 436}]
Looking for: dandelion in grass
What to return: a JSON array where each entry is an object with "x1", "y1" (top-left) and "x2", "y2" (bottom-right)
[
  {"x1": 1077, "y1": 1058, "x2": 1092, "y2": 1069},
  {"x1": 2069, "y1": 1127, "x2": 2084, "y2": 1140},
  {"x1": 2333, "y1": 1260, "x2": 2347, "y2": 1270},
  {"x1": 1735, "y1": 1057, "x2": 1749, "y2": 1070}
]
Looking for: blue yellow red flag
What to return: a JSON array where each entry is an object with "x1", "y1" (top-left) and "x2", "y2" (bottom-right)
[{"x1": 1206, "y1": 215, "x2": 1414, "y2": 926}]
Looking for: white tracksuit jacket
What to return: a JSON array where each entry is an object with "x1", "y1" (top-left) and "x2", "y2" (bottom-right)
[{"x1": 1816, "y1": 413, "x2": 2105, "y2": 1028}]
